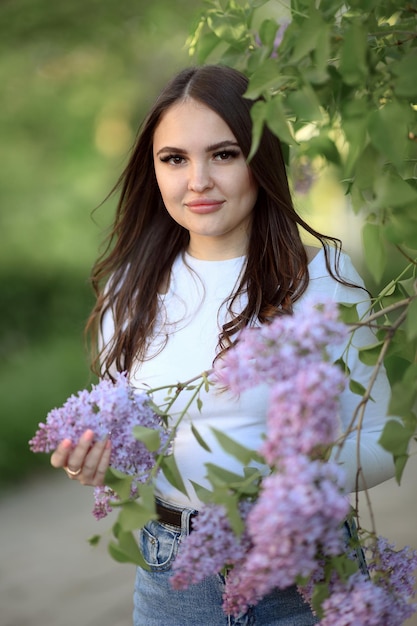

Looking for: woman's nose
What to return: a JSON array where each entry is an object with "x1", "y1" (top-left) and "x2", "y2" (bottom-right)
[{"x1": 187, "y1": 162, "x2": 213, "y2": 192}]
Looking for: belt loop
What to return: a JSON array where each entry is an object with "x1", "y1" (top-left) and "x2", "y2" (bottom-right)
[{"x1": 181, "y1": 506, "x2": 197, "y2": 536}]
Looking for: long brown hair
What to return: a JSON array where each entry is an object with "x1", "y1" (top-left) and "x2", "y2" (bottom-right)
[{"x1": 86, "y1": 64, "x2": 342, "y2": 379}]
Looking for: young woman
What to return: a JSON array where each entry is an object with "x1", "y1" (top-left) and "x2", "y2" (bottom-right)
[{"x1": 51, "y1": 65, "x2": 395, "y2": 625}]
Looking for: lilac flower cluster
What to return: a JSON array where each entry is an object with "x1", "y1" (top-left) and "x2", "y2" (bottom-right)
[
  {"x1": 262, "y1": 361, "x2": 346, "y2": 462},
  {"x1": 29, "y1": 372, "x2": 169, "y2": 519},
  {"x1": 299, "y1": 536, "x2": 417, "y2": 624},
  {"x1": 364, "y1": 537, "x2": 417, "y2": 624},
  {"x1": 320, "y1": 560, "x2": 417, "y2": 626},
  {"x1": 222, "y1": 456, "x2": 349, "y2": 616},
  {"x1": 214, "y1": 298, "x2": 347, "y2": 394},
  {"x1": 170, "y1": 501, "x2": 252, "y2": 590},
  {"x1": 171, "y1": 300, "x2": 351, "y2": 616},
  {"x1": 170, "y1": 299, "x2": 415, "y2": 623}
]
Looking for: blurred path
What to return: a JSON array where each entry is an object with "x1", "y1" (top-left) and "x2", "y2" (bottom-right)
[
  {"x1": 1, "y1": 455, "x2": 417, "y2": 626},
  {"x1": 0, "y1": 472, "x2": 135, "y2": 626}
]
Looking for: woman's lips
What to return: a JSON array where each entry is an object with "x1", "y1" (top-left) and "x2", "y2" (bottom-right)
[{"x1": 185, "y1": 199, "x2": 224, "y2": 214}]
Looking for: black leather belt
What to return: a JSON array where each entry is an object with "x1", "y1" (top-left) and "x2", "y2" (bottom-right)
[{"x1": 155, "y1": 500, "x2": 197, "y2": 533}]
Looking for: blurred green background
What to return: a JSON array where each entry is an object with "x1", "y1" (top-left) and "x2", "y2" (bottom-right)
[
  {"x1": 0, "y1": 0, "x2": 379, "y2": 491},
  {"x1": 0, "y1": 0, "x2": 200, "y2": 488}
]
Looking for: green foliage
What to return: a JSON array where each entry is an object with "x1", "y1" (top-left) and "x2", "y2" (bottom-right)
[
  {"x1": 189, "y1": 0, "x2": 417, "y2": 268},
  {"x1": 188, "y1": 0, "x2": 417, "y2": 487},
  {"x1": 0, "y1": 0, "x2": 200, "y2": 490}
]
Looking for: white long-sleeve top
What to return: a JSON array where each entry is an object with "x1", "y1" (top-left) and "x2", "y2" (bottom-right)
[{"x1": 102, "y1": 248, "x2": 395, "y2": 509}]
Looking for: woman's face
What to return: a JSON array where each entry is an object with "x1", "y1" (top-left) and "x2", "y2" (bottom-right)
[{"x1": 153, "y1": 98, "x2": 258, "y2": 260}]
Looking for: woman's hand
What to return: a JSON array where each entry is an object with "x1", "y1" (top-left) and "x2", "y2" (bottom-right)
[{"x1": 50, "y1": 429, "x2": 111, "y2": 486}]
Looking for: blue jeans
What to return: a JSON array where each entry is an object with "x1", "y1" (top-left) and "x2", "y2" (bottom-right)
[{"x1": 133, "y1": 502, "x2": 318, "y2": 625}]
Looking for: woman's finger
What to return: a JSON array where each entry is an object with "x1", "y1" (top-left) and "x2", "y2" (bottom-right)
[
  {"x1": 62, "y1": 429, "x2": 95, "y2": 476},
  {"x1": 50, "y1": 438, "x2": 73, "y2": 469},
  {"x1": 78, "y1": 437, "x2": 111, "y2": 486},
  {"x1": 84, "y1": 438, "x2": 112, "y2": 486}
]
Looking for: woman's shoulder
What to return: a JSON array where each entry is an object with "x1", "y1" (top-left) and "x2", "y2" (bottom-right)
[
  {"x1": 303, "y1": 245, "x2": 370, "y2": 311},
  {"x1": 304, "y1": 244, "x2": 321, "y2": 264},
  {"x1": 306, "y1": 245, "x2": 360, "y2": 280}
]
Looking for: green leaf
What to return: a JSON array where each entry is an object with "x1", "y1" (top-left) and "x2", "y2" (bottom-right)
[
  {"x1": 287, "y1": 85, "x2": 322, "y2": 123},
  {"x1": 189, "y1": 480, "x2": 214, "y2": 503},
  {"x1": 372, "y1": 171, "x2": 417, "y2": 211},
  {"x1": 379, "y1": 419, "x2": 414, "y2": 457},
  {"x1": 349, "y1": 379, "x2": 367, "y2": 397},
  {"x1": 311, "y1": 581, "x2": 329, "y2": 617},
  {"x1": 222, "y1": 494, "x2": 245, "y2": 535},
  {"x1": 368, "y1": 101, "x2": 412, "y2": 169},
  {"x1": 330, "y1": 553, "x2": 359, "y2": 580},
  {"x1": 317, "y1": 0, "x2": 345, "y2": 15},
  {"x1": 339, "y1": 20, "x2": 368, "y2": 85},
  {"x1": 117, "y1": 500, "x2": 156, "y2": 532},
  {"x1": 207, "y1": 11, "x2": 249, "y2": 46},
  {"x1": 362, "y1": 222, "x2": 386, "y2": 284},
  {"x1": 265, "y1": 96, "x2": 296, "y2": 146},
  {"x1": 258, "y1": 18, "x2": 278, "y2": 48},
  {"x1": 193, "y1": 31, "x2": 221, "y2": 64},
  {"x1": 388, "y1": 364, "x2": 417, "y2": 416},
  {"x1": 291, "y1": 0, "x2": 312, "y2": 24},
  {"x1": 392, "y1": 48, "x2": 417, "y2": 98},
  {"x1": 399, "y1": 278, "x2": 417, "y2": 297},
  {"x1": 137, "y1": 482, "x2": 157, "y2": 511},
  {"x1": 384, "y1": 208, "x2": 417, "y2": 248},
  {"x1": 108, "y1": 530, "x2": 147, "y2": 567},
  {"x1": 341, "y1": 100, "x2": 369, "y2": 176},
  {"x1": 104, "y1": 467, "x2": 134, "y2": 501},
  {"x1": 132, "y1": 425, "x2": 160, "y2": 452},
  {"x1": 291, "y1": 7, "x2": 324, "y2": 63},
  {"x1": 338, "y1": 302, "x2": 359, "y2": 324},
  {"x1": 248, "y1": 100, "x2": 267, "y2": 161},
  {"x1": 191, "y1": 423, "x2": 212, "y2": 452},
  {"x1": 305, "y1": 135, "x2": 341, "y2": 166},
  {"x1": 211, "y1": 427, "x2": 263, "y2": 464},
  {"x1": 88, "y1": 534, "x2": 101, "y2": 546},
  {"x1": 394, "y1": 454, "x2": 409, "y2": 485},
  {"x1": 384, "y1": 355, "x2": 412, "y2": 387},
  {"x1": 160, "y1": 454, "x2": 188, "y2": 496},
  {"x1": 378, "y1": 279, "x2": 397, "y2": 298},
  {"x1": 348, "y1": 0, "x2": 378, "y2": 8},
  {"x1": 310, "y1": 23, "x2": 331, "y2": 82},
  {"x1": 354, "y1": 143, "x2": 381, "y2": 191},
  {"x1": 245, "y1": 58, "x2": 281, "y2": 99},
  {"x1": 406, "y1": 298, "x2": 417, "y2": 340},
  {"x1": 334, "y1": 357, "x2": 350, "y2": 377},
  {"x1": 205, "y1": 463, "x2": 246, "y2": 487},
  {"x1": 358, "y1": 340, "x2": 384, "y2": 366}
]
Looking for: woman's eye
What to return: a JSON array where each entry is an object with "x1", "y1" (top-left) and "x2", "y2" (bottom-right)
[
  {"x1": 160, "y1": 155, "x2": 185, "y2": 165},
  {"x1": 213, "y1": 150, "x2": 240, "y2": 161}
]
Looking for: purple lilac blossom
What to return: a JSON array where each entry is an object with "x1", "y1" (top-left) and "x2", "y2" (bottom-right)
[
  {"x1": 320, "y1": 570, "x2": 414, "y2": 626},
  {"x1": 254, "y1": 19, "x2": 290, "y2": 59},
  {"x1": 262, "y1": 362, "x2": 346, "y2": 463},
  {"x1": 170, "y1": 502, "x2": 252, "y2": 590},
  {"x1": 299, "y1": 538, "x2": 417, "y2": 624},
  {"x1": 222, "y1": 456, "x2": 349, "y2": 616},
  {"x1": 292, "y1": 158, "x2": 317, "y2": 195},
  {"x1": 29, "y1": 372, "x2": 169, "y2": 519},
  {"x1": 271, "y1": 19, "x2": 290, "y2": 56},
  {"x1": 365, "y1": 537, "x2": 417, "y2": 623},
  {"x1": 214, "y1": 299, "x2": 347, "y2": 393}
]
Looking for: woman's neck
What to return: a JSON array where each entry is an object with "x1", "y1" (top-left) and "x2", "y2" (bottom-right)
[{"x1": 187, "y1": 236, "x2": 248, "y2": 261}]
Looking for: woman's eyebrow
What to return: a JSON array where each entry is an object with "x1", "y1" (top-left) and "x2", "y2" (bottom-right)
[
  {"x1": 156, "y1": 140, "x2": 240, "y2": 157},
  {"x1": 206, "y1": 140, "x2": 240, "y2": 152}
]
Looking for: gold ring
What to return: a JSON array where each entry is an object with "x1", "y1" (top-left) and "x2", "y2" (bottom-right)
[{"x1": 64, "y1": 466, "x2": 82, "y2": 477}]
